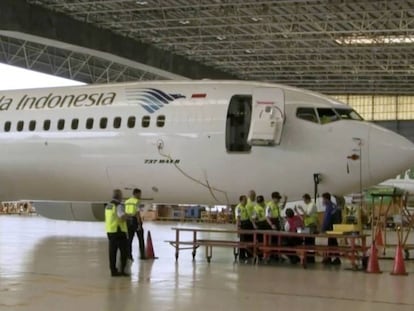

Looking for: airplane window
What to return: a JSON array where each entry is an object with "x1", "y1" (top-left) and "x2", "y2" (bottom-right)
[
  {"x1": 29, "y1": 120, "x2": 36, "y2": 131},
  {"x1": 100, "y1": 117, "x2": 108, "y2": 129},
  {"x1": 296, "y1": 107, "x2": 319, "y2": 123},
  {"x1": 4, "y1": 121, "x2": 11, "y2": 132},
  {"x1": 43, "y1": 120, "x2": 51, "y2": 131},
  {"x1": 57, "y1": 119, "x2": 65, "y2": 130},
  {"x1": 157, "y1": 115, "x2": 165, "y2": 127},
  {"x1": 317, "y1": 108, "x2": 339, "y2": 124},
  {"x1": 17, "y1": 120, "x2": 24, "y2": 132},
  {"x1": 128, "y1": 116, "x2": 136, "y2": 128},
  {"x1": 142, "y1": 116, "x2": 150, "y2": 128},
  {"x1": 334, "y1": 108, "x2": 363, "y2": 121},
  {"x1": 113, "y1": 117, "x2": 121, "y2": 129},
  {"x1": 86, "y1": 118, "x2": 94, "y2": 130},
  {"x1": 71, "y1": 119, "x2": 79, "y2": 130}
]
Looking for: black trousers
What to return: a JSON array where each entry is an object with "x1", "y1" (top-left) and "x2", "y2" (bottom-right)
[
  {"x1": 239, "y1": 220, "x2": 254, "y2": 259},
  {"x1": 268, "y1": 217, "x2": 282, "y2": 231},
  {"x1": 107, "y1": 231, "x2": 128, "y2": 274},
  {"x1": 268, "y1": 218, "x2": 281, "y2": 245},
  {"x1": 328, "y1": 237, "x2": 339, "y2": 258},
  {"x1": 127, "y1": 218, "x2": 146, "y2": 259},
  {"x1": 256, "y1": 220, "x2": 272, "y2": 243},
  {"x1": 304, "y1": 230, "x2": 316, "y2": 262}
]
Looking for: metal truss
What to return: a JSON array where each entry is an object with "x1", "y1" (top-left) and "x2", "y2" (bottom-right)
[
  {"x1": 16, "y1": 0, "x2": 414, "y2": 94},
  {"x1": 0, "y1": 35, "x2": 169, "y2": 84}
]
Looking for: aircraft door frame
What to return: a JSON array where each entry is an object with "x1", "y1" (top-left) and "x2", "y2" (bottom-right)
[{"x1": 225, "y1": 95, "x2": 252, "y2": 152}]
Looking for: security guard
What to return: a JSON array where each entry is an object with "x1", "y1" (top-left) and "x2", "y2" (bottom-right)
[
  {"x1": 125, "y1": 188, "x2": 146, "y2": 261},
  {"x1": 252, "y1": 195, "x2": 269, "y2": 245},
  {"x1": 235, "y1": 195, "x2": 248, "y2": 228},
  {"x1": 105, "y1": 189, "x2": 129, "y2": 277},
  {"x1": 253, "y1": 195, "x2": 267, "y2": 229},
  {"x1": 234, "y1": 195, "x2": 249, "y2": 260},
  {"x1": 265, "y1": 192, "x2": 287, "y2": 230},
  {"x1": 246, "y1": 190, "x2": 256, "y2": 220}
]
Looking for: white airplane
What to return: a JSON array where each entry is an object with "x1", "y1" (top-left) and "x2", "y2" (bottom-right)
[
  {"x1": 380, "y1": 168, "x2": 414, "y2": 193},
  {"x1": 1, "y1": 80, "x2": 413, "y2": 221}
]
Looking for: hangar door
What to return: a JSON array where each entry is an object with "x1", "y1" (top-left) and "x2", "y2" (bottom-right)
[{"x1": 247, "y1": 87, "x2": 285, "y2": 146}]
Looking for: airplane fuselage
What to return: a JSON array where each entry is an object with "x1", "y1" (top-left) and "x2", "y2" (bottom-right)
[{"x1": 0, "y1": 80, "x2": 413, "y2": 207}]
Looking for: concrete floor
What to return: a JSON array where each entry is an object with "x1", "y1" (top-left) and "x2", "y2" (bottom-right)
[{"x1": 1, "y1": 215, "x2": 414, "y2": 311}]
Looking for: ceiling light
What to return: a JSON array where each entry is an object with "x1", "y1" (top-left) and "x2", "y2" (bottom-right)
[
  {"x1": 136, "y1": 1, "x2": 148, "y2": 5},
  {"x1": 179, "y1": 20, "x2": 190, "y2": 25},
  {"x1": 216, "y1": 35, "x2": 226, "y2": 41},
  {"x1": 335, "y1": 35, "x2": 414, "y2": 45},
  {"x1": 245, "y1": 49, "x2": 253, "y2": 54}
]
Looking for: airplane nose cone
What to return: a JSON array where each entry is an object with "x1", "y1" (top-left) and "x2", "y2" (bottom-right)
[{"x1": 369, "y1": 126, "x2": 414, "y2": 184}]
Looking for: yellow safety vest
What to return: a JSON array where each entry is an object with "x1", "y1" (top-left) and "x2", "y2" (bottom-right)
[
  {"x1": 235, "y1": 203, "x2": 249, "y2": 221},
  {"x1": 246, "y1": 198, "x2": 256, "y2": 218},
  {"x1": 254, "y1": 204, "x2": 266, "y2": 221},
  {"x1": 266, "y1": 201, "x2": 280, "y2": 218},
  {"x1": 105, "y1": 203, "x2": 127, "y2": 233},
  {"x1": 303, "y1": 203, "x2": 318, "y2": 227},
  {"x1": 304, "y1": 213, "x2": 318, "y2": 227},
  {"x1": 125, "y1": 197, "x2": 140, "y2": 215}
]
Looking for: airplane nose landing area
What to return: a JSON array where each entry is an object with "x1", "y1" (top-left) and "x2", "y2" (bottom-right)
[{"x1": 369, "y1": 126, "x2": 414, "y2": 185}]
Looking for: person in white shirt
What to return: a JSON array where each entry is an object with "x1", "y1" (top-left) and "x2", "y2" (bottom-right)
[{"x1": 295, "y1": 194, "x2": 318, "y2": 232}]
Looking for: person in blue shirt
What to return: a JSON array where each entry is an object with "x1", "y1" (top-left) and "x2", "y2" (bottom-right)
[{"x1": 321, "y1": 192, "x2": 342, "y2": 265}]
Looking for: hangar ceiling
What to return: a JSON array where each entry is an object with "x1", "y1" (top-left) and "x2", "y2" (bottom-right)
[{"x1": 1, "y1": 0, "x2": 414, "y2": 94}]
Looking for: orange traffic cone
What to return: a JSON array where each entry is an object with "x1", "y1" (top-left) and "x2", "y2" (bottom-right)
[
  {"x1": 390, "y1": 243, "x2": 408, "y2": 276},
  {"x1": 145, "y1": 231, "x2": 158, "y2": 259},
  {"x1": 366, "y1": 243, "x2": 382, "y2": 274}
]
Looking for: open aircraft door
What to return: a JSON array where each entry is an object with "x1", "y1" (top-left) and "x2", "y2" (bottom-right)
[{"x1": 247, "y1": 87, "x2": 285, "y2": 146}]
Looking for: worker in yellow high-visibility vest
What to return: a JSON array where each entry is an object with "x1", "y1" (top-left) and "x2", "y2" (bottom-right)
[
  {"x1": 265, "y1": 192, "x2": 287, "y2": 231},
  {"x1": 234, "y1": 195, "x2": 249, "y2": 260},
  {"x1": 251, "y1": 195, "x2": 268, "y2": 244},
  {"x1": 105, "y1": 189, "x2": 129, "y2": 277},
  {"x1": 245, "y1": 190, "x2": 256, "y2": 223},
  {"x1": 125, "y1": 188, "x2": 146, "y2": 260}
]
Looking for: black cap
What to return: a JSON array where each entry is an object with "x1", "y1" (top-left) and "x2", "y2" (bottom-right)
[
  {"x1": 257, "y1": 195, "x2": 264, "y2": 203},
  {"x1": 271, "y1": 192, "x2": 282, "y2": 199}
]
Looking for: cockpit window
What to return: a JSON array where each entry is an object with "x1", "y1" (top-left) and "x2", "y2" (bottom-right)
[
  {"x1": 334, "y1": 108, "x2": 363, "y2": 121},
  {"x1": 296, "y1": 107, "x2": 319, "y2": 123},
  {"x1": 317, "y1": 108, "x2": 339, "y2": 124}
]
